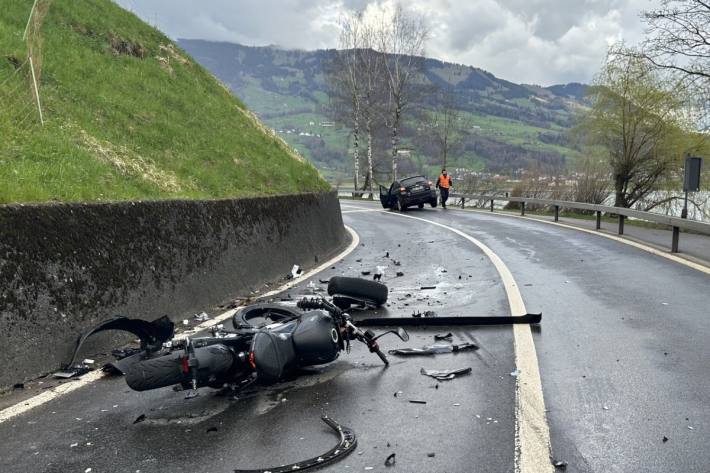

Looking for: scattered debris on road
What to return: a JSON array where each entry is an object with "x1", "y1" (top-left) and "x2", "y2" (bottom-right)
[
  {"x1": 420, "y1": 285, "x2": 437, "y2": 290},
  {"x1": 412, "y1": 310, "x2": 437, "y2": 318},
  {"x1": 133, "y1": 414, "x2": 146, "y2": 424},
  {"x1": 193, "y1": 312, "x2": 210, "y2": 322},
  {"x1": 420, "y1": 367, "x2": 472, "y2": 381},
  {"x1": 287, "y1": 265, "x2": 303, "y2": 280},
  {"x1": 553, "y1": 460, "x2": 568, "y2": 469},
  {"x1": 434, "y1": 332, "x2": 453, "y2": 340},
  {"x1": 408, "y1": 399, "x2": 427, "y2": 404},
  {"x1": 663, "y1": 436, "x2": 669, "y2": 443},
  {"x1": 361, "y1": 271, "x2": 371, "y2": 276},
  {"x1": 389, "y1": 342, "x2": 478, "y2": 356},
  {"x1": 510, "y1": 368, "x2": 520, "y2": 377},
  {"x1": 384, "y1": 453, "x2": 396, "y2": 467}
]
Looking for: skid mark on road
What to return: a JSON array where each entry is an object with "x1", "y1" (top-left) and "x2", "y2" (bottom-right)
[
  {"x1": 376, "y1": 210, "x2": 553, "y2": 473},
  {"x1": 0, "y1": 226, "x2": 361, "y2": 424}
]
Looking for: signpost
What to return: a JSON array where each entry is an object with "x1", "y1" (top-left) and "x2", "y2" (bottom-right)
[{"x1": 673, "y1": 156, "x2": 703, "y2": 252}]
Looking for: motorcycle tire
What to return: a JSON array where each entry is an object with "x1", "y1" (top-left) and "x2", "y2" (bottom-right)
[
  {"x1": 124, "y1": 344, "x2": 234, "y2": 391},
  {"x1": 327, "y1": 276, "x2": 388, "y2": 306},
  {"x1": 233, "y1": 303, "x2": 302, "y2": 328}
]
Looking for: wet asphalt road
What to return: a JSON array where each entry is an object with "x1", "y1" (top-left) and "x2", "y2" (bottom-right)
[{"x1": 1, "y1": 201, "x2": 709, "y2": 473}]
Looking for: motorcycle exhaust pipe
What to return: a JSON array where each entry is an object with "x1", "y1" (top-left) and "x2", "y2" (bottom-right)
[{"x1": 124, "y1": 344, "x2": 235, "y2": 391}]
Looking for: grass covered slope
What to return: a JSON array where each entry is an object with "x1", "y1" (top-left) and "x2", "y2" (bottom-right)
[{"x1": 0, "y1": 0, "x2": 329, "y2": 204}]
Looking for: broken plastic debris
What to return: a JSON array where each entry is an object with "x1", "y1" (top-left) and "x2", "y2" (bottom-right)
[
  {"x1": 389, "y1": 342, "x2": 478, "y2": 356},
  {"x1": 384, "y1": 453, "x2": 396, "y2": 467},
  {"x1": 408, "y1": 399, "x2": 427, "y2": 404},
  {"x1": 420, "y1": 286, "x2": 436, "y2": 290},
  {"x1": 288, "y1": 265, "x2": 303, "y2": 279},
  {"x1": 54, "y1": 364, "x2": 91, "y2": 379},
  {"x1": 361, "y1": 271, "x2": 371, "y2": 276},
  {"x1": 553, "y1": 460, "x2": 567, "y2": 469},
  {"x1": 411, "y1": 310, "x2": 436, "y2": 318},
  {"x1": 182, "y1": 319, "x2": 189, "y2": 326},
  {"x1": 133, "y1": 414, "x2": 146, "y2": 424},
  {"x1": 420, "y1": 367, "x2": 472, "y2": 381},
  {"x1": 193, "y1": 312, "x2": 210, "y2": 322},
  {"x1": 427, "y1": 452, "x2": 436, "y2": 458},
  {"x1": 662, "y1": 436, "x2": 669, "y2": 443},
  {"x1": 83, "y1": 359, "x2": 95, "y2": 365},
  {"x1": 434, "y1": 332, "x2": 453, "y2": 341},
  {"x1": 510, "y1": 368, "x2": 520, "y2": 377},
  {"x1": 396, "y1": 271, "x2": 404, "y2": 277}
]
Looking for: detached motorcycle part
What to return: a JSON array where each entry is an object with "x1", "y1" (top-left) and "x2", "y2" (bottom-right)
[
  {"x1": 67, "y1": 316, "x2": 175, "y2": 367},
  {"x1": 327, "y1": 276, "x2": 388, "y2": 306},
  {"x1": 234, "y1": 415, "x2": 357, "y2": 473},
  {"x1": 355, "y1": 313, "x2": 542, "y2": 327}
]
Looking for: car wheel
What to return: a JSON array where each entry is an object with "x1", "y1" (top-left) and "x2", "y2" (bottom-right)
[
  {"x1": 418, "y1": 203, "x2": 424, "y2": 209},
  {"x1": 430, "y1": 200, "x2": 437, "y2": 208},
  {"x1": 327, "y1": 276, "x2": 388, "y2": 306},
  {"x1": 396, "y1": 198, "x2": 406, "y2": 212}
]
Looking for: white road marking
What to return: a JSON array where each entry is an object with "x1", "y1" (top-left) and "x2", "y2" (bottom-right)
[
  {"x1": 341, "y1": 209, "x2": 382, "y2": 214},
  {"x1": 375, "y1": 210, "x2": 554, "y2": 473},
  {"x1": 0, "y1": 226, "x2": 361, "y2": 423},
  {"x1": 461, "y1": 208, "x2": 710, "y2": 276}
]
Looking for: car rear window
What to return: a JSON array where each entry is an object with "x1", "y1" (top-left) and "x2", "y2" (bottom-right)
[{"x1": 400, "y1": 177, "x2": 427, "y2": 186}]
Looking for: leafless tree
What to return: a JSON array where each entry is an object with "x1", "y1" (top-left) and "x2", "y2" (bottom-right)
[
  {"x1": 619, "y1": 1, "x2": 710, "y2": 130},
  {"x1": 377, "y1": 6, "x2": 428, "y2": 180},
  {"x1": 429, "y1": 80, "x2": 465, "y2": 170},
  {"x1": 327, "y1": 14, "x2": 365, "y2": 192}
]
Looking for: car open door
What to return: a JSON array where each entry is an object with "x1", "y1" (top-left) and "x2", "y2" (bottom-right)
[{"x1": 379, "y1": 185, "x2": 390, "y2": 209}]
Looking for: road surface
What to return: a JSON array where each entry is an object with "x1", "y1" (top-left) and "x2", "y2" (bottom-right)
[{"x1": 1, "y1": 200, "x2": 708, "y2": 473}]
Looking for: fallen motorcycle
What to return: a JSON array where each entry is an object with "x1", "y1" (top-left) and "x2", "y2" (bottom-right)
[{"x1": 67, "y1": 295, "x2": 408, "y2": 397}]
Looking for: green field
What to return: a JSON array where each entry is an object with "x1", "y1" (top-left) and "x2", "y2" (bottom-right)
[{"x1": 0, "y1": 0, "x2": 328, "y2": 204}]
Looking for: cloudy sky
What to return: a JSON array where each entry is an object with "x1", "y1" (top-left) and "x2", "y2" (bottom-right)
[{"x1": 115, "y1": 0, "x2": 660, "y2": 86}]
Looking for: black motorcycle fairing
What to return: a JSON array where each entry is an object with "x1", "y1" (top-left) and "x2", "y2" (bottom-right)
[
  {"x1": 292, "y1": 310, "x2": 340, "y2": 366},
  {"x1": 251, "y1": 331, "x2": 297, "y2": 384},
  {"x1": 67, "y1": 316, "x2": 175, "y2": 367}
]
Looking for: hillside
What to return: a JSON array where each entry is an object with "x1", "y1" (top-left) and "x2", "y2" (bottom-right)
[
  {"x1": 178, "y1": 39, "x2": 588, "y2": 180},
  {"x1": 0, "y1": 0, "x2": 328, "y2": 204}
]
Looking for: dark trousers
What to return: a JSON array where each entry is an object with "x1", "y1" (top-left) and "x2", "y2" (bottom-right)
[{"x1": 439, "y1": 187, "x2": 449, "y2": 207}]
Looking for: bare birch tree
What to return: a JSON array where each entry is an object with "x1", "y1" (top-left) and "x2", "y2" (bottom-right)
[{"x1": 378, "y1": 5, "x2": 428, "y2": 180}]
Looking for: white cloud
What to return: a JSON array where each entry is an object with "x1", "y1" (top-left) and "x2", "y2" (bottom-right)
[{"x1": 114, "y1": 0, "x2": 660, "y2": 85}]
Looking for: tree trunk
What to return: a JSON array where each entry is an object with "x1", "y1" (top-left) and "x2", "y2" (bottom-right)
[
  {"x1": 391, "y1": 105, "x2": 401, "y2": 181},
  {"x1": 352, "y1": 100, "x2": 360, "y2": 194},
  {"x1": 366, "y1": 115, "x2": 374, "y2": 200}
]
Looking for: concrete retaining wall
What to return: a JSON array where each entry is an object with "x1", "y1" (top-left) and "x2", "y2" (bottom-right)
[{"x1": 0, "y1": 192, "x2": 346, "y2": 389}]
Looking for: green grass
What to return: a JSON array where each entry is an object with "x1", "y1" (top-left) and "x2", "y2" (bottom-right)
[{"x1": 0, "y1": 0, "x2": 328, "y2": 204}]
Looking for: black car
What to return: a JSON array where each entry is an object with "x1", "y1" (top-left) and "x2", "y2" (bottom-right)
[{"x1": 379, "y1": 175, "x2": 438, "y2": 211}]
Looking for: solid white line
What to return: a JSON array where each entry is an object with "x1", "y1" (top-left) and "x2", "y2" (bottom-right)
[
  {"x1": 341, "y1": 209, "x2": 382, "y2": 214},
  {"x1": 378, "y1": 210, "x2": 553, "y2": 473},
  {"x1": 461, "y1": 208, "x2": 710, "y2": 276},
  {"x1": 0, "y1": 226, "x2": 361, "y2": 423}
]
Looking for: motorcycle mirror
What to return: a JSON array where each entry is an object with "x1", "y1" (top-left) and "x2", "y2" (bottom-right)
[
  {"x1": 396, "y1": 327, "x2": 409, "y2": 342},
  {"x1": 372, "y1": 327, "x2": 409, "y2": 342}
]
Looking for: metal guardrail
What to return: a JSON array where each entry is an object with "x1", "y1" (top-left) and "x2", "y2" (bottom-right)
[
  {"x1": 336, "y1": 188, "x2": 710, "y2": 253},
  {"x1": 450, "y1": 193, "x2": 710, "y2": 253}
]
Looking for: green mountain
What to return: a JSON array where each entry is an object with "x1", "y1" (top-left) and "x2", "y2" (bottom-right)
[
  {"x1": 178, "y1": 39, "x2": 588, "y2": 180},
  {"x1": 0, "y1": 0, "x2": 328, "y2": 204}
]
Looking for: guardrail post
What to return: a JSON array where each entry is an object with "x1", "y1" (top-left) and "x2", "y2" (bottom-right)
[
  {"x1": 618, "y1": 215, "x2": 625, "y2": 235},
  {"x1": 554, "y1": 205, "x2": 559, "y2": 222},
  {"x1": 596, "y1": 211, "x2": 601, "y2": 230},
  {"x1": 672, "y1": 226, "x2": 680, "y2": 253},
  {"x1": 521, "y1": 201, "x2": 526, "y2": 216},
  {"x1": 461, "y1": 197, "x2": 465, "y2": 209},
  {"x1": 490, "y1": 199, "x2": 494, "y2": 212}
]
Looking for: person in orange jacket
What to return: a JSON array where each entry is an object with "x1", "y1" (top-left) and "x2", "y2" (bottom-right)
[{"x1": 436, "y1": 169, "x2": 453, "y2": 209}]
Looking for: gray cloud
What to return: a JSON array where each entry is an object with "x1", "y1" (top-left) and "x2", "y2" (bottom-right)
[{"x1": 114, "y1": 0, "x2": 660, "y2": 85}]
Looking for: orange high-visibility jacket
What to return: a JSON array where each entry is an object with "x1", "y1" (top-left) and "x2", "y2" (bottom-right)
[{"x1": 437, "y1": 174, "x2": 452, "y2": 189}]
